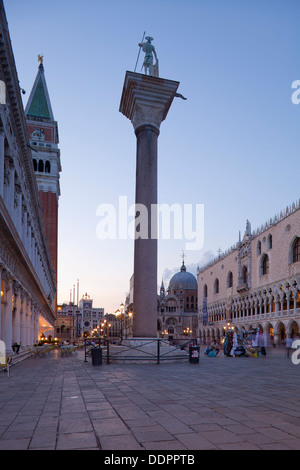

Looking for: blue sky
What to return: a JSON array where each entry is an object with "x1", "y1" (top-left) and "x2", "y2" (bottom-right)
[{"x1": 5, "y1": 0, "x2": 300, "y2": 313}]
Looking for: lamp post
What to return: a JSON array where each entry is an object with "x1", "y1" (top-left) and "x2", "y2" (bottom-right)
[
  {"x1": 115, "y1": 309, "x2": 121, "y2": 341},
  {"x1": 183, "y1": 327, "x2": 192, "y2": 337},
  {"x1": 120, "y1": 303, "x2": 124, "y2": 341},
  {"x1": 126, "y1": 311, "x2": 133, "y2": 338},
  {"x1": 115, "y1": 303, "x2": 125, "y2": 342}
]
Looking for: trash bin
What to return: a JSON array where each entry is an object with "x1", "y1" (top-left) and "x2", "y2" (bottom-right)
[
  {"x1": 91, "y1": 347, "x2": 102, "y2": 366},
  {"x1": 189, "y1": 346, "x2": 200, "y2": 363}
]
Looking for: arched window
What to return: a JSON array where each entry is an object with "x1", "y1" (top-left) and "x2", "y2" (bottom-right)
[
  {"x1": 292, "y1": 237, "x2": 300, "y2": 263},
  {"x1": 267, "y1": 234, "x2": 272, "y2": 250},
  {"x1": 227, "y1": 271, "x2": 233, "y2": 288},
  {"x1": 257, "y1": 240, "x2": 261, "y2": 256},
  {"x1": 260, "y1": 254, "x2": 269, "y2": 275},
  {"x1": 214, "y1": 278, "x2": 219, "y2": 294},
  {"x1": 38, "y1": 159, "x2": 44, "y2": 172},
  {"x1": 242, "y1": 266, "x2": 248, "y2": 284},
  {"x1": 203, "y1": 284, "x2": 208, "y2": 299},
  {"x1": 45, "y1": 160, "x2": 51, "y2": 173},
  {"x1": 33, "y1": 158, "x2": 37, "y2": 171}
]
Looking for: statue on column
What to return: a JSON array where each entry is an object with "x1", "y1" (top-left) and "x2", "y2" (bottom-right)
[{"x1": 138, "y1": 36, "x2": 159, "y2": 77}]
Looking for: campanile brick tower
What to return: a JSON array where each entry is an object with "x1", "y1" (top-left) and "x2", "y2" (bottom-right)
[{"x1": 25, "y1": 58, "x2": 61, "y2": 313}]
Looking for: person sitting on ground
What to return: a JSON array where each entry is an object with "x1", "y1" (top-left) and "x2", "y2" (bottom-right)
[
  {"x1": 12, "y1": 341, "x2": 20, "y2": 354},
  {"x1": 210, "y1": 339, "x2": 220, "y2": 355}
]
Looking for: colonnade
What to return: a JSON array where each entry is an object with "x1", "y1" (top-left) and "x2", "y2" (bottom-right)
[{"x1": 0, "y1": 266, "x2": 51, "y2": 352}]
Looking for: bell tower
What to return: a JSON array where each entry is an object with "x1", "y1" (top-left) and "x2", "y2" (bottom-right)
[{"x1": 25, "y1": 56, "x2": 62, "y2": 313}]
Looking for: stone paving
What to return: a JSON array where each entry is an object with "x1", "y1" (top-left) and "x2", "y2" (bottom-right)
[{"x1": 0, "y1": 347, "x2": 300, "y2": 450}]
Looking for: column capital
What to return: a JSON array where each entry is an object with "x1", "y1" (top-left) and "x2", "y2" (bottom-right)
[{"x1": 119, "y1": 71, "x2": 179, "y2": 133}]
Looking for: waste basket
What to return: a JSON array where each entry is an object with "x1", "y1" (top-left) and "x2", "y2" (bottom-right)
[
  {"x1": 91, "y1": 347, "x2": 102, "y2": 366},
  {"x1": 189, "y1": 346, "x2": 200, "y2": 363}
]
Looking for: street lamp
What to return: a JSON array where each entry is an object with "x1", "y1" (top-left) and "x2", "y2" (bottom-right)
[
  {"x1": 115, "y1": 309, "x2": 121, "y2": 340},
  {"x1": 120, "y1": 303, "x2": 124, "y2": 341},
  {"x1": 183, "y1": 327, "x2": 192, "y2": 337}
]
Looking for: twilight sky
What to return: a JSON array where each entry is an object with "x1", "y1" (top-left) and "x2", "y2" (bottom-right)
[{"x1": 4, "y1": 0, "x2": 300, "y2": 313}]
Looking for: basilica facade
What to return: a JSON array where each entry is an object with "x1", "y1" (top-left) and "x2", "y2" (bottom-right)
[{"x1": 158, "y1": 262, "x2": 198, "y2": 342}]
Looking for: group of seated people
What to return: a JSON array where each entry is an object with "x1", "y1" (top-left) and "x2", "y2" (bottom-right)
[{"x1": 204, "y1": 339, "x2": 220, "y2": 357}]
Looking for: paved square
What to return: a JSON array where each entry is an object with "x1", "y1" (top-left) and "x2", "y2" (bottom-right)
[{"x1": 0, "y1": 347, "x2": 299, "y2": 450}]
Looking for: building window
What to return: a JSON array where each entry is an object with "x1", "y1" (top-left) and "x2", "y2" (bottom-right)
[
  {"x1": 292, "y1": 237, "x2": 300, "y2": 263},
  {"x1": 242, "y1": 266, "x2": 248, "y2": 284},
  {"x1": 45, "y1": 160, "x2": 51, "y2": 173},
  {"x1": 203, "y1": 284, "x2": 207, "y2": 298},
  {"x1": 260, "y1": 254, "x2": 269, "y2": 275},
  {"x1": 267, "y1": 234, "x2": 272, "y2": 250},
  {"x1": 214, "y1": 278, "x2": 219, "y2": 294},
  {"x1": 227, "y1": 271, "x2": 233, "y2": 288},
  {"x1": 33, "y1": 158, "x2": 37, "y2": 171},
  {"x1": 257, "y1": 241, "x2": 261, "y2": 256},
  {"x1": 38, "y1": 159, "x2": 44, "y2": 172}
]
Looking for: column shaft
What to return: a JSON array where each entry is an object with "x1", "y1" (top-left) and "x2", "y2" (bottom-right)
[{"x1": 133, "y1": 125, "x2": 158, "y2": 337}]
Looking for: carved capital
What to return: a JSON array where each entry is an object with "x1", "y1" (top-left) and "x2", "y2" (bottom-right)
[{"x1": 119, "y1": 72, "x2": 179, "y2": 133}]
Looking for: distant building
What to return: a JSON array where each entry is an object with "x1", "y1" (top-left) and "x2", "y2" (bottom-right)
[
  {"x1": 56, "y1": 304, "x2": 74, "y2": 341},
  {"x1": 197, "y1": 201, "x2": 300, "y2": 346},
  {"x1": 78, "y1": 294, "x2": 105, "y2": 337},
  {"x1": 158, "y1": 262, "x2": 198, "y2": 342},
  {"x1": 57, "y1": 294, "x2": 105, "y2": 339}
]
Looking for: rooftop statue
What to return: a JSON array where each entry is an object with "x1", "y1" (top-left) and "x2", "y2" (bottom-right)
[
  {"x1": 138, "y1": 36, "x2": 159, "y2": 77},
  {"x1": 38, "y1": 54, "x2": 44, "y2": 65}
]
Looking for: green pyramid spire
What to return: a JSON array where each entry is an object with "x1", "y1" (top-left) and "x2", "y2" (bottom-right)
[{"x1": 25, "y1": 63, "x2": 54, "y2": 120}]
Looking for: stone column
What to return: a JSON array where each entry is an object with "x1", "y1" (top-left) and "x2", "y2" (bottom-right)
[
  {"x1": 25, "y1": 296, "x2": 31, "y2": 346},
  {"x1": 12, "y1": 282, "x2": 21, "y2": 344},
  {"x1": 20, "y1": 290, "x2": 27, "y2": 347},
  {"x1": 0, "y1": 267, "x2": 2, "y2": 340},
  {"x1": 0, "y1": 130, "x2": 4, "y2": 197},
  {"x1": 120, "y1": 72, "x2": 179, "y2": 338},
  {"x1": 3, "y1": 275, "x2": 13, "y2": 353}
]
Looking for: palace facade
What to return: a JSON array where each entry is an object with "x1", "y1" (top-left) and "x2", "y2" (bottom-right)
[{"x1": 197, "y1": 201, "x2": 300, "y2": 346}]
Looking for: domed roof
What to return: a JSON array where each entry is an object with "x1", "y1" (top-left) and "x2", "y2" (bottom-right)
[{"x1": 169, "y1": 263, "x2": 198, "y2": 291}]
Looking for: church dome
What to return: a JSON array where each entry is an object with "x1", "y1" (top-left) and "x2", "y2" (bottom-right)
[{"x1": 169, "y1": 263, "x2": 198, "y2": 292}]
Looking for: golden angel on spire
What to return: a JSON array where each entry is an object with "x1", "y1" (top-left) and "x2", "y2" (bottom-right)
[{"x1": 38, "y1": 54, "x2": 44, "y2": 65}]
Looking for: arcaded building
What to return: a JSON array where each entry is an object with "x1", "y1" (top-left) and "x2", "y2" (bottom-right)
[
  {"x1": 197, "y1": 201, "x2": 300, "y2": 346},
  {"x1": 0, "y1": 3, "x2": 56, "y2": 351}
]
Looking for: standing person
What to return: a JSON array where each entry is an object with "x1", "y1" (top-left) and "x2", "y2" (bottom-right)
[
  {"x1": 259, "y1": 332, "x2": 267, "y2": 356},
  {"x1": 286, "y1": 336, "x2": 294, "y2": 358}
]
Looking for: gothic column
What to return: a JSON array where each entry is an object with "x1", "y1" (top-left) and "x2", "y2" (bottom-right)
[
  {"x1": 292, "y1": 288, "x2": 298, "y2": 316},
  {"x1": 119, "y1": 71, "x2": 179, "y2": 338}
]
